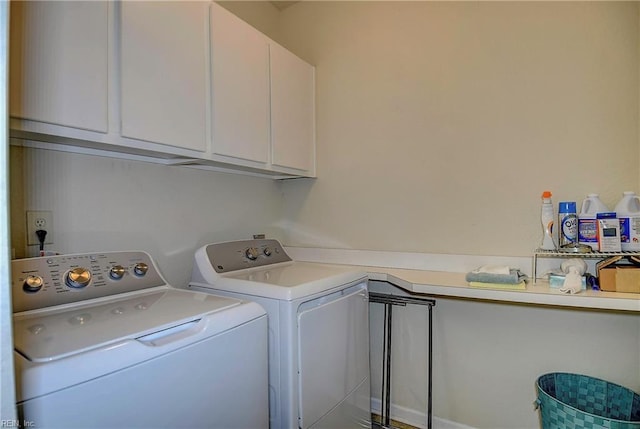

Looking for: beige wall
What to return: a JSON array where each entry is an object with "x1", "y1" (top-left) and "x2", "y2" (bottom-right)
[
  {"x1": 9, "y1": 147, "x2": 285, "y2": 286},
  {"x1": 276, "y1": 1, "x2": 639, "y2": 256}
]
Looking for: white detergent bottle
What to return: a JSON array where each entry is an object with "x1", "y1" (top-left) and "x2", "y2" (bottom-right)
[
  {"x1": 540, "y1": 191, "x2": 556, "y2": 250},
  {"x1": 614, "y1": 191, "x2": 640, "y2": 251},
  {"x1": 578, "y1": 194, "x2": 609, "y2": 250}
]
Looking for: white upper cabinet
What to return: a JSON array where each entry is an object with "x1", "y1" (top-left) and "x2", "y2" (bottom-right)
[
  {"x1": 9, "y1": 1, "x2": 315, "y2": 178},
  {"x1": 120, "y1": 1, "x2": 209, "y2": 152},
  {"x1": 209, "y1": 3, "x2": 316, "y2": 176},
  {"x1": 210, "y1": 2, "x2": 270, "y2": 165},
  {"x1": 9, "y1": 1, "x2": 108, "y2": 133},
  {"x1": 270, "y1": 42, "x2": 315, "y2": 174}
]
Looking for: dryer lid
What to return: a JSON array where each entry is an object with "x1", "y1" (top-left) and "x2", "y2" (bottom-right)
[
  {"x1": 205, "y1": 262, "x2": 367, "y2": 301},
  {"x1": 13, "y1": 288, "x2": 241, "y2": 362}
]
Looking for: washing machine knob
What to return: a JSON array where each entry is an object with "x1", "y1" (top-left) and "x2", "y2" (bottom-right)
[
  {"x1": 133, "y1": 263, "x2": 149, "y2": 277},
  {"x1": 109, "y1": 265, "x2": 126, "y2": 280},
  {"x1": 263, "y1": 247, "x2": 272, "y2": 257},
  {"x1": 245, "y1": 247, "x2": 259, "y2": 260},
  {"x1": 23, "y1": 275, "x2": 44, "y2": 293},
  {"x1": 66, "y1": 267, "x2": 92, "y2": 289}
]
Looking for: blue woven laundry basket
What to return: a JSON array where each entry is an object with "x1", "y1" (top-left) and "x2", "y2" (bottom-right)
[{"x1": 536, "y1": 373, "x2": 640, "y2": 429}]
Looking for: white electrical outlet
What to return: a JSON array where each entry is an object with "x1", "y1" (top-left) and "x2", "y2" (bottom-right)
[{"x1": 26, "y1": 211, "x2": 54, "y2": 246}]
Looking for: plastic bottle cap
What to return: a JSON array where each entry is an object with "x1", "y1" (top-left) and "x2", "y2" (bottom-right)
[
  {"x1": 558, "y1": 201, "x2": 576, "y2": 213},
  {"x1": 542, "y1": 191, "x2": 552, "y2": 198},
  {"x1": 597, "y1": 212, "x2": 617, "y2": 219}
]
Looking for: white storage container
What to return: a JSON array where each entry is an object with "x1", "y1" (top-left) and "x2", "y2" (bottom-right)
[
  {"x1": 578, "y1": 194, "x2": 609, "y2": 250},
  {"x1": 614, "y1": 191, "x2": 640, "y2": 251}
]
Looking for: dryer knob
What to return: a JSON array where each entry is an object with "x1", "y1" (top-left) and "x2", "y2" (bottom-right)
[
  {"x1": 109, "y1": 265, "x2": 126, "y2": 280},
  {"x1": 133, "y1": 262, "x2": 149, "y2": 277},
  {"x1": 66, "y1": 268, "x2": 92, "y2": 289},
  {"x1": 245, "y1": 247, "x2": 259, "y2": 260},
  {"x1": 23, "y1": 275, "x2": 44, "y2": 293},
  {"x1": 263, "y1": 247, "x2": 272, "y2": 257}
]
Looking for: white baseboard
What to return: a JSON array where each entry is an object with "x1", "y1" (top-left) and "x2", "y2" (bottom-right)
[{"x1": 371, "y1": 398, "x2": 475, "y2": 429}]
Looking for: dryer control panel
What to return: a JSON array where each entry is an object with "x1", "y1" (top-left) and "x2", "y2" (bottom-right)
[
  {"x1": 204, "y1": 239, "x2": 292, "y2": 274},
  {"x1": 12, "y1": 251, "x2": 166, "y2": 312}
]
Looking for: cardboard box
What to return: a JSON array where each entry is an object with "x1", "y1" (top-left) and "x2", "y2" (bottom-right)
[{"x1": 596, "y1": 255, "x2": 640, "y2": 293}]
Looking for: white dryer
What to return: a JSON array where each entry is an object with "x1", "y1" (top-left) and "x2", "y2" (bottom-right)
[
  {"x1": 12, "y1": 251, "x2": 268, "y2": 429},
  {"x1": 190, "y1": 239, "x2": 371, "y2": 429}
]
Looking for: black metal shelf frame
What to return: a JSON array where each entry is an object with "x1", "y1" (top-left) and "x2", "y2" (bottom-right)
[{"x1": 369, "y1": 292, "x2": 436, "y2": 429}]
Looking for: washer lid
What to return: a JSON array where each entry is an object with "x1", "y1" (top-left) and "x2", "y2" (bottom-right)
[
  {"x1": 13, "y1": 288, "x2": 241, "y2": 362},
  {"x1": 209, "y1": 262, "x2": 367, "y2": 301}
]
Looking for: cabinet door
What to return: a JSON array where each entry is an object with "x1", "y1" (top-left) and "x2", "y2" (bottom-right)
[
  {"x1": 9, "y1": 1, "x2": 108, "y2": 133},
  {"x1": 270, "y1": 43, "x2": 315, "y2": 174},
  {"x1": 210, "y1": 3, "x2": 270, "y2": 164},
  {"x1": 120, "y1": 1, "x2": 208, "y2": 152}
]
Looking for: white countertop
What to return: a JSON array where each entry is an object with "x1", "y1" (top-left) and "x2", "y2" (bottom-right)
[{"x1": 285, "y1": 246, "x2": 640, "y2": 312}]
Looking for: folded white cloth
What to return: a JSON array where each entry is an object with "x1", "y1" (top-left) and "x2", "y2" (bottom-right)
[
  {"x1": 473, "y1": 264, "x2": 511, "y2": 275},
  {"x1": 560, "y1": 259, "x2": 587, "y2": 276},
  {"x1": 559, "y1": 266, "x2": 583, "y2": 294}
]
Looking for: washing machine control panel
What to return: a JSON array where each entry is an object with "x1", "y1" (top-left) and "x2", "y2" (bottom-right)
[
  {"x1": 12, "y1": 251, "x2": 167, "y2": 312},
  {"x1": 205, "y1": 239, "x2": 292, "y2": 273}
]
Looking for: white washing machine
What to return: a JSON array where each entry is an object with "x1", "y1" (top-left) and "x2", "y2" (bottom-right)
[
  {"x1": 11, "y1": 251, "x2": 268, "y2": 429},
  {"x1": 189, "y1": 239, "x2": 371, "y2": 429}
]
